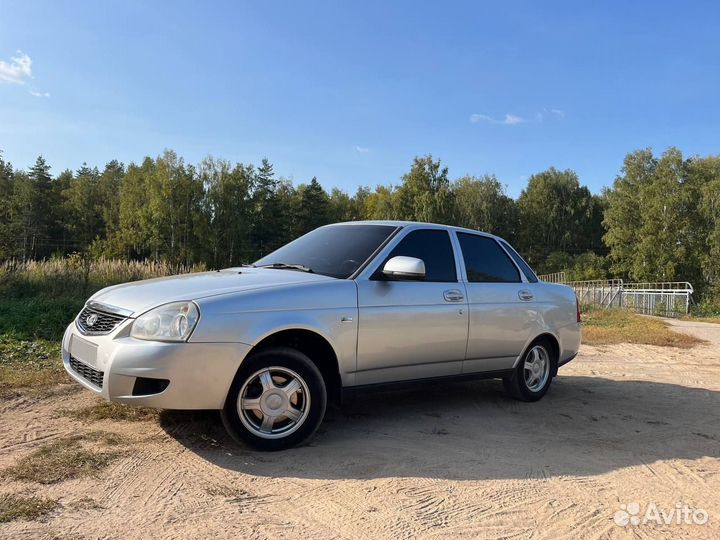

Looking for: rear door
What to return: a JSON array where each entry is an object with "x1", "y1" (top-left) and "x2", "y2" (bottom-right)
[
  {"x1": 455, "y1": 232, "x2": 536, "y2": 374},
  {"x1": 355, "y1": 228, "x2": 469, "y2": 385}
]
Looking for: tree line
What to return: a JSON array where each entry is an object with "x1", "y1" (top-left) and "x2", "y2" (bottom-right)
[{"x1": 0, "y1": 147, "x2": 718, "y2": 304}]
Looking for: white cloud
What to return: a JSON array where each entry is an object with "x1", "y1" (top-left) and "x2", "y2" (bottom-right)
[
  {"x1": 354, "y1": 145, "x2": 369, "y2": 153},
  {"x1": 29, "y1": 90, "x2": 50, "y2": 98},
  {"x1": 471, "y1": 108, "x2": 565, "y2": 126},
  {"x1": 536, "y1": 108, "x2": 566, "y2": 122},
  {"x1": 502, "y1": 114, "x2": 525, "y2": 125},
  {"x1": 470, "y1": 113, "x2": 526, "y2": 125},
  {"x1": 469, "y1": 114, "x2": 491, "y2": 123},
  {"x1": 0, "y1": 51, "x2": 33, "y2": 84}
]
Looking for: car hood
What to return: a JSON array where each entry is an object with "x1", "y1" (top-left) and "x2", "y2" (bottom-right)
[{"x1": 88, "y1": 267, "x2": 335, "y2": 316}]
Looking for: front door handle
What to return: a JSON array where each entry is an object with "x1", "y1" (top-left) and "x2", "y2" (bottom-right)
[
  {"x1": 518, "y1": 289, "x2": 534, "y2": 301},
  {"x1": 444, "y1": 289, "x2": 465, "y2": 302}
]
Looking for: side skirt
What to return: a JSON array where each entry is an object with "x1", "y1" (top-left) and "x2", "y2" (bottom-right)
[{"x1": 339, "y1": 368, "x2": 515, "y2": 405}]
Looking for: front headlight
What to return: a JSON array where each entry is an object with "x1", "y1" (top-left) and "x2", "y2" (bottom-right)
[{"x1": 130, "y1": 301, "x2": 200, "y2": 342}]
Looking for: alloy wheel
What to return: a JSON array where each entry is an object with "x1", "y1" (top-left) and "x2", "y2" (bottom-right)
[
  {"x1": 237, "y1": 366, "x2": 311, "y2": 439},
  {"x1": 523, "y1": 345, "x2": 550, "y2": 392}
]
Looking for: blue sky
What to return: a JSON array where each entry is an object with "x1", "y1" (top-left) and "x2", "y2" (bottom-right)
[{"x1": 1, "y1": 1, "x2": 718, "y2": 197}]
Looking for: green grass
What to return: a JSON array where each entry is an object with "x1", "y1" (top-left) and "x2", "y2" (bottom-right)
[
  {"x1": 0, "y1": 257, "x2": 206, "y2": 341},
  {"x1": 57, "y1": 401, "x2": 160, "y2": 422},
  {"x1": 0, "y1": 258, "x2": 207, "y2": 401},
  {"x1": 0, "y1": 494, "x2": 60, "y2": 523},
  {"x1": 0, "y1": 286, "x2": 81, "y2": 399},
  {"x1": 0, "y1": 297, "x2": 84, "y2": 341},
  {"x1": 0, "y1": 336, "x2": 68, "y2": 398},
  {"x1": 2, "y1": 432, "x2": 125, "y2": 485},
  {"x1": 582, "y1": 308, "x2": 705, "y2": 348}
]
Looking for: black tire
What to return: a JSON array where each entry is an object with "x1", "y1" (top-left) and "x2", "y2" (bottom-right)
[
  {"x1": 221, "y1": 347, "x2": 327, "y2": 451},
  {"x1": 503, "y1": 338, "x2": 556, "y2": 402}
]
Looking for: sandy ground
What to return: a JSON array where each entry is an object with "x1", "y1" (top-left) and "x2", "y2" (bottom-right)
[{"x1": 1, "y1": 318, "x2": 719, "y2": 539}]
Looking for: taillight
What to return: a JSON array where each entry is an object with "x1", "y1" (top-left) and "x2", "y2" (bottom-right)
[{"x1": 576, "y1": 297, "x2": 582, "y2": 323}]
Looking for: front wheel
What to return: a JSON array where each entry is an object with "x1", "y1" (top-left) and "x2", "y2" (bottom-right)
[
  {"x1": 221, "y1": 347, "x2": 327, "y2": 450},
  {"x1": 503, "y1": 340, "x2": 555, "y2": 401}
]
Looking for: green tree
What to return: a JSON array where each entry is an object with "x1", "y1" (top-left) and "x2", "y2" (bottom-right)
[
  {"x1": 27, "y1": 156, "x2": 55, "y2": 259},
  {"x1": 603, "y1": 149, "x2": 656, "y2": 276},
  {"x1": 362, "y1": 185, "x2": 397, "y2": 220},
  {"x1": 4, "y1": 156, "x2": 57, "y2": 260},
  {"x1": 0, "y1": 153, "x2": 15, "y2": 258},
  {"x1": 328, "y1": 188, "x2": 356, "y2": 223},
  {"x1": 293, "y1": 177, "x2": 330, "y2": 236},
  {"x1": 517, "y1": 167, "x2": 599, "y2": 266},
  {"x1": 8, "y1": 171, "x2": 35, "y2": 260},
  {"x1": 94, "y1": 160, "x2": 124, "y2": 248},
  {"x1": 395, "y1": 155, "x2": 455, "y2": 223},
  {"x1": 632, "y1": 148, "x2": 687, "y2": 281},
  {"x1": 352, "y1": 186, "x2": 372, "y2": 220},
  {"x1": 62, "y1": 163, "x2": 103, "y2": 252},
  {"x1": 604, "y1": 148, "x2": 707, "y2": 284},
  {"x1": 112, "y1": 152, "x2": 206, "y2": 262},
  {"x1": 540, "y1": 251, "x2": 609, "y2": 281},
  {"x1": 686, "y1": 155, "x2": 720, "y2": 294},
  {"x1": 273, "y1": 179, "x2": 298, "y2": 250},
  {"x1": 251, "y1": 159, "x2": 282, "y2": 257},
  {"x1": 452, "y1": 174, "x2": 517, "y2": 239},
  {"x1": 113, "y1": 158, "x2": 153, "y2": 259},
  {"x1": 201, "y1": 157, "x2": 253, "y2": 266}
]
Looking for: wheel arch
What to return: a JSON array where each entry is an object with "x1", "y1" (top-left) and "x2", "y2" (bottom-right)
[
  {"x1": 248, "y1": 328, "x2": 342, "y2": 404},
  {"x1": 517, "y1": 332, "x2": 561, "y2": 376}
]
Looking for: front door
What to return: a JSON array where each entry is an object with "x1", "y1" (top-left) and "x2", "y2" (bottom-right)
[{"x1": 355, "y1": 229, "x2": 469, "y2": 385}]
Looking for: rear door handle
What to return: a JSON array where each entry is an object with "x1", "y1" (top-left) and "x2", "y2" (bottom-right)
[
  {"x1": 444, "y1": 289, "x2": 465, "y2": 302},
  {"x1": 518, "y1": 289, "x2": 534, "y2": 301}
]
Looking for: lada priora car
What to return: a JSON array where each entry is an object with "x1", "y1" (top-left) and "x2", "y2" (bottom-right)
[{"x1": 63, "y1": 221, "x2": 581, "y2": 450}]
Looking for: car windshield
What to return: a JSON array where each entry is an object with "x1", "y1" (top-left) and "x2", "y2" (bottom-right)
[{"x1": 254, "y1": 224, "x2": 397, "y2": 279}]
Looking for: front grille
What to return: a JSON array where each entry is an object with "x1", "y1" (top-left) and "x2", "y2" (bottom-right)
[
  {"x1": 76, "y1": 306, "x2": 126, "y2": 335},
  {"x1": 69, "y1": 355, "x2": 104, "y2": 388}
]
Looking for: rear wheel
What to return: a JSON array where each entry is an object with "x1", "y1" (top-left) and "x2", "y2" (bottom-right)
[
  {"x1": 221, "y1": 347, "x2": 327, "y2": 450},
  {"x1": 503, "y1": 339, "x2": 555, "y2": 401}
]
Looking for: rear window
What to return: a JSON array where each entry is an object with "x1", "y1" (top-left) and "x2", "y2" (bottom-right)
[
  {"x1": 457, "y1": 233, "x2": 521, "y2": 283},
  {"x1": 499, "y1": 240, "x2": 539, "y2": 283}
]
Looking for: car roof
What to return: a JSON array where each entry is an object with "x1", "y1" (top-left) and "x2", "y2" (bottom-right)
[{"x1": 325, "y1": 220, "x2": 504, "y2": 241}]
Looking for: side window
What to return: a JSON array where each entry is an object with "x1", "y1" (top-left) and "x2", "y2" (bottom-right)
[
  {"x1": 499, "y1": 240, "x2": 539, "y2": 283},
  {"x1": 375, "y1": 229, "x2": 457, "y2": 282},
  {"x1": 457, "y1": 233, "x2": 521, "y2": 283}
]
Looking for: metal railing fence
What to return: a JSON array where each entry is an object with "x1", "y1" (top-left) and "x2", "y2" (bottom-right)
[
  {"x1": 559, "y1": 279, "x2": 694, "y2": 318},
  {"x1": 538, "y1": 271, "x2": 567, "y2": 283}
]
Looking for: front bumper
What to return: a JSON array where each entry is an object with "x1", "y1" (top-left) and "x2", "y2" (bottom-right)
[{"x1": 62, "y1": 321, "x2": 252, "y2": 410}]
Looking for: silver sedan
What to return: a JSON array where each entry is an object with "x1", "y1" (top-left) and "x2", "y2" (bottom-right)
[{"x1": 62, "y1": 221, "x2": 581, "y2": 450}]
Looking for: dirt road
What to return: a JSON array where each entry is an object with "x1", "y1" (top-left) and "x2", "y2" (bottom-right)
[{"x1": 1, "y1": 319, "x2": 719, "y2": 539}]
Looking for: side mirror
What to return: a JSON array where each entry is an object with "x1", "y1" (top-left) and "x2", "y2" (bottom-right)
[{"x1": 382, "y1": 256, "x2": 426, "y2": 280}]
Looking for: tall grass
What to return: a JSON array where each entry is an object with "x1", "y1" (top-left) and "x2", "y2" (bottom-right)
[
  {"x1": 0, "y1": 257, "x2": 206, "y2": 299},
  {"x1": 0, "y1": 257, "x2": 206, "y2": 340}
]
